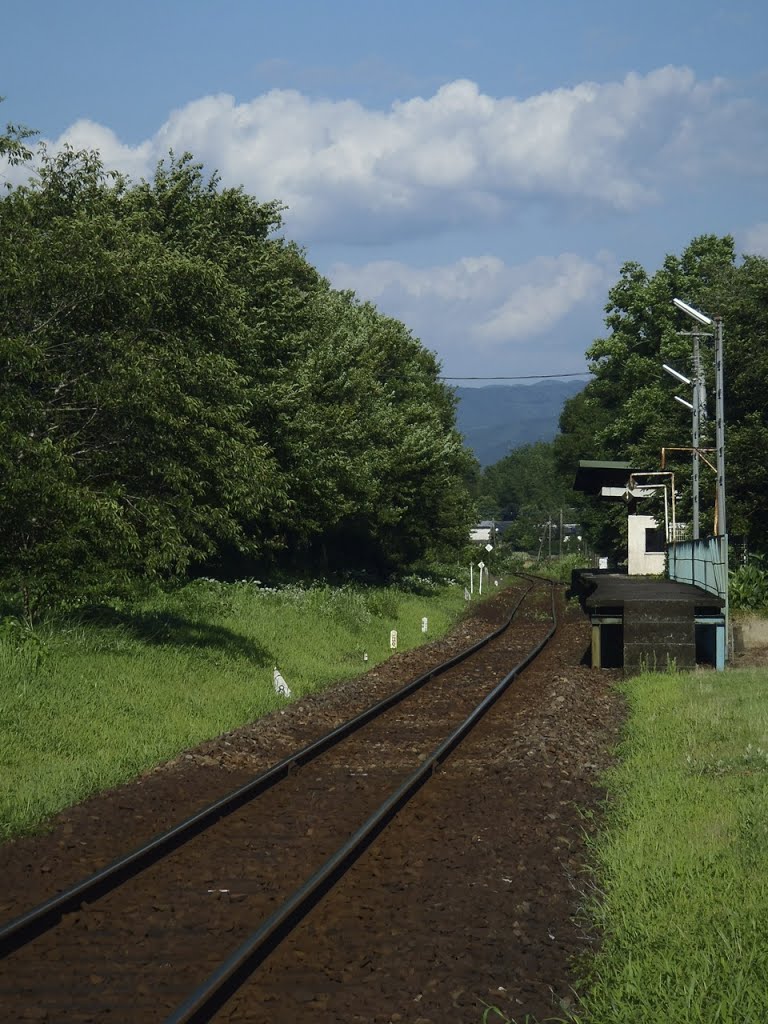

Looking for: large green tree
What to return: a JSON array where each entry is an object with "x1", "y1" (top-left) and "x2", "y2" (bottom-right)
[
  {"x1": 1, "y1": 141, "x2": 475, "y2": 611},
  {"x1": 555, "y1": 235, "x2": 768, "y2": 555},
  {"x1": 0, "y1": 149, "x2": 288, "y2": 613}
]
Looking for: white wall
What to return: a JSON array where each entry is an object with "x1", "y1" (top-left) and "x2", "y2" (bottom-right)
[
  {"x1": 470, "y1": 529, "x2": 492, "y2": 543},
  {"x1": 628, "y1": 514, "x2": 666, "y2": 575}
]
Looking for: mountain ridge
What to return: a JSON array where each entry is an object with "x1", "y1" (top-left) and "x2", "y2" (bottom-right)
[{"x1": 453, "y1": 380, "x2": 586, "y2": 467}]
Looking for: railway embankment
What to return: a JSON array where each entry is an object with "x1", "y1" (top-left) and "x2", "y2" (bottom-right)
[
  {"x1": 0, "y1": 580, "x2": 626, "y2": 1022},
  {"x1": 0, "y1": 576, "x2": 470, "y2": 841}
]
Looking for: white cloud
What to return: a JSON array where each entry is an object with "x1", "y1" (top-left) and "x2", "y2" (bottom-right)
[
  {"x1": 741, "y1": 222, "x2": 768, "y2": 256},
  {"x1": 57, "y1": 120, "x2": 154, "y2": 182},
  {"x1": 34, "y1": 68, "x2": 751, "y2": 243},
  {"x1": 330, "y1": 251, "x2": 613, "y2": 376},
  {"x1": 473, "y1": 255, "x2": 608, "y2": 342}
]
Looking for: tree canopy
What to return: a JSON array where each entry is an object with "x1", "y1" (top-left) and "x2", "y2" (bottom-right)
[
  {"x1": 554, "y1": 235, "x2": 768, "y2": 556},
  {"x1": 0, "y1": 134, "x2": 475, "y2": 615},
  {"x1": 472, "y1": 441, "x2": 571, "y2": 551}
]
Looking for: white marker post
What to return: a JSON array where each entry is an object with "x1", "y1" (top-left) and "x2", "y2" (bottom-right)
[
  {"x1": 478, "y1": 560, "x2": 485, "y2": 596},
  {"x1": 273, "y1": 667, "x2": 291, "y2": 698},
  {"x1": 470, "y1": 563, "x2": 474, "y2": 595},
  {"x1": 390, "y1": 630, "x2": 398, "y2": 650},
  {"x1": 421, "y1": 617, "x2": 428, "y2": 633}
]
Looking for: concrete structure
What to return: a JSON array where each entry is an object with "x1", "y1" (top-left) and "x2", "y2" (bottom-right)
[
  {"x1": 733, "y1": 615, "x2": 768, "y2": 654},
  {"x1": 572, "y1": 460, "x2": 727, "y2": 672},
  {"x1": 628, "y1": 514, "x2": 666, "y2": 575},
  {"x1": 573, "y1": 572, "x2": 725, "y2": 672}
]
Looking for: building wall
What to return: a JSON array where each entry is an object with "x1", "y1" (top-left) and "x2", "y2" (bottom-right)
[
  {"x1": 628, "y1": 514, "x2": 666, "y2": 575},
  {"x1": 470, "y1": 529, "x2": 492, "y2": 543}
]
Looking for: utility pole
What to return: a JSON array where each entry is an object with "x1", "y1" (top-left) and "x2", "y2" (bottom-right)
[
  {"x1": 692, "y1": 332, "x2": 702, "y2": 540},
  {"x1": 673, "y1": 298, "x2": 728, "y2": 662},
  {"x1": 714, "y1": 316, "x2": 726, "y2": 538}
]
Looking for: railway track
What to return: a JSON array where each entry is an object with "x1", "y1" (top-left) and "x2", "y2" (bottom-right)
[{"x1": 0, "y1": 575, "x2": 559, "y2": 1023}]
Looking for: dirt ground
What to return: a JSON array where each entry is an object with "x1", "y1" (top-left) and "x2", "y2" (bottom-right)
[
  {"x1": 731, "y1": 645, "x2": 768, "y2": 668},
  {"x1": 0, "y1": 584, "x2": 625, "y2": 1023}
]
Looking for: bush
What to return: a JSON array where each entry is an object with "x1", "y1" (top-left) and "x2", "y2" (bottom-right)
[
  {"x1": 532, "y1": 553, "x2": 585, "y2": 583},
  {"x1": 730, "y1": 555, "x2": 768, "y2": 611}
]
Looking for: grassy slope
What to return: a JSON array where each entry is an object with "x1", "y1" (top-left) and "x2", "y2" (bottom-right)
[
  {"x1": 0, "y1": 578, "x2": 470, "y2": 840},
  {"x1": 574, "y1": 666, "x2": 768, "y2": 1024}
]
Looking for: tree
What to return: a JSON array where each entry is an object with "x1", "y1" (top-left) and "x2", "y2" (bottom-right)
[
  {"x1": 1, "y1": 142, "x2": 476, "y2": 611},
  {"x1": 555, "y1": 235, "x2": 768, "y2": 555},
  {"x1": 475, "y1": 441, "x2": 571, "y2": 552},
  {"x1": 0, "y1": 148, "x2": 287, "y2": 612},
  {"x1": 0, "y1": 98, "x2": 35, "y2": 171},
  {"x1": 262, "y1": 287, "x2": 475, "y2": 573}
]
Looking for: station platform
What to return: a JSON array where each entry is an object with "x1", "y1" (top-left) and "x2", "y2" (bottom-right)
[{"x1": 571, "y1": 571, "x2": 725, "y2": 672}]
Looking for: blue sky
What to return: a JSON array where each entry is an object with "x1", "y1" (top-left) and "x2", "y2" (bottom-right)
[{"x1": 2, "y1": 0, "x2": 767, "y2": 381}]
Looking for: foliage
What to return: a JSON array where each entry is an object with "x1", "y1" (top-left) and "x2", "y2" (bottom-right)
[
  {"x1": 0, "y1": 140, "x2": 475, "y2": 611},
  {"x1": 554, "y1": 235, "x2": 768, "y2": 556},
  {"x1": 0, "y1": 97, "x2": 36, "y2": 172},
  {"x1": 730, "y1": 555, "x2": 768, "y2": 612},
  {"x1": 266, "y1": 285, "x2": 476, "y2": 574},
  {"x1": 532, "y1": 553, "x2": 585, "y2": 583},
  {"x1": 473, "y1": 441, "x2": 573, "y2": 553}
]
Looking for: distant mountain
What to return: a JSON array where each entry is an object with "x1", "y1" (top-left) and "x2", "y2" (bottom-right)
[{"x1": 453, "y1": 380, "x2": 586, "y2": 467}]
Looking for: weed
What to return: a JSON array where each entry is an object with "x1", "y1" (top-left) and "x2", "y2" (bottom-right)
[
  {"x1": 532, "y1": 554, "x2": 585, "y2": 584},
  {"x1": 574, "y1": 666, "x2": 768, "y2": 1022},
  {"x1": 0, "y1": 578, "x2": 469, "y2": 839},
  {"x1": 479, "y1": 1002, "x2": 571, "y2": 1023},
  {"x1": 730, "y1": 555, "x2": 768, "y2": 611},
  {"x1": 0, "y1": 617, "x2": 50, "y2": 675}
]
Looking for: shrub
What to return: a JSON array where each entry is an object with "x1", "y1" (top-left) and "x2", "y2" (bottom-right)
[{"x1": 730, "y1": 555, "x2": 768, "y2": 612}]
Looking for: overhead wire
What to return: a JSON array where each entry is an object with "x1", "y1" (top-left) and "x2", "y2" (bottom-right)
[{"x1": 439, "y1": 372, "x2": 592, "y2": 380}]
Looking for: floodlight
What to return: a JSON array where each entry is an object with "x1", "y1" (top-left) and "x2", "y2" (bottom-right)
[
  {"x1": 674, "y1": 395, "x2": 694, "y2": 411},
  {"x1": 663, "y1": 363, "x2": 692, "y2": 386},
  {"x1": 673, "y1": 298, "x2": 713, "y2": 326}
]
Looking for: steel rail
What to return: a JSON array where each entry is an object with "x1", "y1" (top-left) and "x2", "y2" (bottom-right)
[
  {"x1": 0, "y1": 579, "x2": 535, "y2": 957},
  {"x1": 164, "y1": 581, "x2": 558, "y2": 1024}
]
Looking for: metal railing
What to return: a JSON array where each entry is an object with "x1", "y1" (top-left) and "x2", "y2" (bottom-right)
[
  {"x1": 668, "y1": 535, "x2": 728, "y2": 602},
  {"x1": 667, "y1": 522, "x2": 691, "y2": 544}
]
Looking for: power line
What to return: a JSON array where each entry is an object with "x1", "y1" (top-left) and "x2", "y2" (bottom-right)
[{"x1": 440, "y1": 372, "x2": 592, "y2": 380}]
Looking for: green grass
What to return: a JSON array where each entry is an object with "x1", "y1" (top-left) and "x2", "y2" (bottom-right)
[
  {"x1": 572, "y1": 666, "x2": 768, "y2": 1024},
  {"x1": 0, "y1": 577, "x2": 470, "y2": 840}
]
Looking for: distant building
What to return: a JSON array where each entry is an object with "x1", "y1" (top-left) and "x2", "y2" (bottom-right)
[{"x1": 470, "y1": 520, "x2": 495, "y2": 544}]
